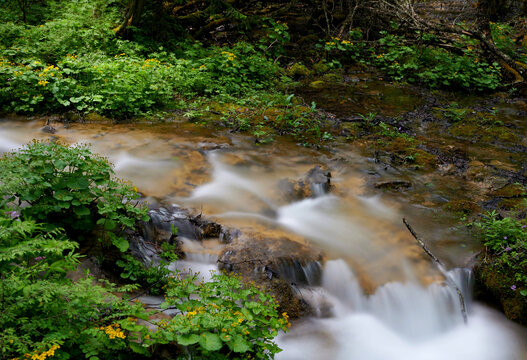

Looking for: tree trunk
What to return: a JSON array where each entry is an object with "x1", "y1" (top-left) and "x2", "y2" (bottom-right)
[{"x1": 114, "y1": 0, "x2": 146, "y2": 37}]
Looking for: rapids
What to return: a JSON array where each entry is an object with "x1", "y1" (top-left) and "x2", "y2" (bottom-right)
[{"x1": 1, "y1": 118, "x2": 526, "y2": 359}]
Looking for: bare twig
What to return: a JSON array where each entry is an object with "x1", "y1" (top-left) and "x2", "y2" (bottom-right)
[{"x1": 403, "y1": 218, "x2": 468, "y2": 324}]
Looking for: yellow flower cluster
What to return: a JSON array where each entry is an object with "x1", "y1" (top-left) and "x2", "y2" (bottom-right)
[
  {"x1": 38, "y1": 65, "x2": 59, "y2": 77},
  {"x1": 66, "y1": 54, "x2": 78, "y2": 59},
  {"x1": 278, "y1": 312, "x2": 291, "y2": 328},
  {"x1": 99, "y1": 323, "x2": 126, "y2": 339},
  {"x1": 37, "y1": 80, "x2": 49, "y2": 86},
  {"x1": 15, "y1": 344, "x2": 60, "y2": 360},
  {"x1": 221, "y1": 51, "x2": 237, "y2": 61},
  {"x1": 326, "y1": 37, "x2": 353, "y2": 47},
  {"x1": 186, "y1": 306, "x2": 206, "y2": 318},
  {"x1": 114, "y1": 53, "x2": 126, "y2": 58},
  {"x1": 142, "y1": 58, "x2": 161, "y2": 68}
]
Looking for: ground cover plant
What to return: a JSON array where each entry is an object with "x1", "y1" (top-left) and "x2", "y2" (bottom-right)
[
  {"x1": 0, "y1": 140, "x2": 149, "y2": 252},
  {"x1": 0, "y1": 0, "x2": 284, "y2": 118},
  {"x1": 0, "y1": 141, "x2": 290, "y2": 359},
  {"x1": 320, "y1": 29, "x2": 502, "y2": 91},
  {"x1": 473, "y1": 209, "x2": 527, "y2": 296}
]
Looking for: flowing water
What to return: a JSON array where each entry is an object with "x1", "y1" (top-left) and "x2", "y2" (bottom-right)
[{"x1": 1, "y1": 117, "x2": 526, "y2": 359}]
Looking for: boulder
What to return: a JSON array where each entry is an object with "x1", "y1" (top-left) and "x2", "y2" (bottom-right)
[
  {"x1": 278, "y1": 165, "x2": 332, "y2": 201},
  {"x1": 218, "y1": 234, "x2": 323, "y2": 318}
]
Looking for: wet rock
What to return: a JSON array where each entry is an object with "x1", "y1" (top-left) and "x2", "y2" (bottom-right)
[
  {"x1": 40, "y1": 124, "x2": 57, "y2": 134},
  {"x1": 63, "y1": 111, "x2": 82, "y2": 122},
  {"x1": 218, "y1": 234, "x2": 323, "y2": 318},
  {"x1": 374, "y1": 179, "x2": 412, "y2": 190},
  {"x1": 278, "y1": 165, "x2": 332, "y2": 200},
  {"x1": 468, "y1": 160, "x2": 485, "y2": 167},
  {"x1": 133, "y1": 206, "x2": 232, "y2": 262}
]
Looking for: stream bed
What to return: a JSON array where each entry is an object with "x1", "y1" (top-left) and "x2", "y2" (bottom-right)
[{"x1": 1, "y1": 117, "x2": 526, "y2": 359}]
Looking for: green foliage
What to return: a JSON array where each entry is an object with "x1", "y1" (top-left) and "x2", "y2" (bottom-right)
[
  {"x1": 117, "y1": 242, "x2": 179, "y2": 295},
  {"x1": 0, "y1": 141, "x2": 149, "y2": 251},
  {"x1": 490, "y1": 22, "x2": 527, "y2": 63},
  {"x1": 377, "y1": 121, "x2": 414, "y2": 142},
  {"x1": 373, "y1": 31, "x2": 501, "y2": 91},
  {"x1": 257, "y1": 18, "x2": 290, "y2": 58},
  {"x1": 320, "y1": 29, "x2": 502, "y2": 91},
  {"x1": 0, "y1": 0, "x2": 283, "y2": 118},
  {"x1": 0, "y1": 211, "x2": 149, "y2": 360},
  {"x1": 319, "y1": 29, "x2": 370, "y2": 63},
  {"x1": 440, "y1": 102, "x2": 470, "y2": 123},
  {"x1": 473, "y1": 211, "x2": 527, "y2": 295},
  {"x1": 151, "y1": 272, "x2": 290, "y2": 359}
]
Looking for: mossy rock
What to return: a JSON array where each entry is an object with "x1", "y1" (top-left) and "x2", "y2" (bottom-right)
[
  {"x1": 84, "y1": 112, "x2": 111, "y2": 123},
  {"x1": 445, "y1": 199, "x2": 481, "y2": 215},
  {"x1": 287, "y1": 63, "x2": 311, "y2": 78},
  {"x1": 474, "y1": 260, "x2": 527, "y2": 326},
  {"x1": 313, "y1": 61, "x2": 330, "y2": 74},
  {"x1": 490, "y1": 183, "x2": 526, "y2": 198},
  {"x1": 322, "y1": 73, "x2": 343, "y2": 83},
  {"x1": 309, "y1": 80, "x2": 325, "y2": 89}
]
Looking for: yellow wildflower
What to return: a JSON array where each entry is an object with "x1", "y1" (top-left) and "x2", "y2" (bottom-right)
[{"x1": 99, "y1": 324, "x2": 126, "y2": 339}]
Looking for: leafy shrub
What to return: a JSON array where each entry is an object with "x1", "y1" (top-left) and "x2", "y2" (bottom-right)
[
  {"x1": 117, "y1": 243, "x2": 179, "y2": 295},
  {"x1": 0, "y1": 211, "x2": 149, "y2": 360},
  {"x1": 0, "y1": 211, "x2": 289, "y2": 359},
  {"x1": 373, "y1": 32, "x2": 501, "y2": 91},
  {"x1": 320, "y1": 29, "x2": 502, "y2": 91},
  {"x1": 474, "y1": 211, "x2": 527, "y2": 296},
  {"x1": 0, "y1": 141, "x2": 149, "y2": 252},
  {"x1": 320, "y1": 29, "x2": 370, "y2": 63},
  {"x1": 151, "y1": 272, "x2": 290, "y2": 359}
]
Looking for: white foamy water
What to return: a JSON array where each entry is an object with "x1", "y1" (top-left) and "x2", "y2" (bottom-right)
[
  {"x1": 188, "y1": 153, "x2": 276, "y2": 210},
  {"x1": 277, "y1": 260, "x2": 527, "y2": 360},
  {"x1": 276, "y1": 196, "x2": 375, "y2": 257},
  {"x1": 0, "y1": 134, "x2": 22, "y2": 154}
]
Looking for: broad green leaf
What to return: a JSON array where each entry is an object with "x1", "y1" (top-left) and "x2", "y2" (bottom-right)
[
  {"x1": 74, "y1": 206, "x2": 90, "y2": 216},
  {"x1": 232, "y1": 334, "x2": 252, "y2": 353},
  {"x1": 53, "y1": 191, "x2": 73, "y2": 201},
  {"x1": 199, "y1": 332, "x2": 222, "y2": 351},
  {"x1": 176, "y1": 333, "x2": 200, "y2": 346},
  {"x1": 112, "y1": 237, "x2": 129, "y2": 252},
  {"x1": 104, "y1": 220, "x2": 116, "y2": 230}
]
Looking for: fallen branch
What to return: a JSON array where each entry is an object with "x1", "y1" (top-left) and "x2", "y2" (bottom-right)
[{"x1": 403, "y1": 218, "x2": 468, "y2": 324}]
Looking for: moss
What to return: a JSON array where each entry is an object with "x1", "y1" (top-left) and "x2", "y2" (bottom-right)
[
  {"x1": 322, "y1": 73, "x2": 343, "y2": 82},
  {"x1": 445, "y1": 199, "x2": 481, "y2": 214},
  {"x1": 313, "y1": 61, "x2": 330, "y2": 74},
  {"x1": 286, "y1": 63, "x2": 311, "y2": 78},
  {"x1": 380, "y1": 137, "x2": 437, "y2": 169},
  {"x1": 474, "y1": 260, "x2": 527, "y2": 326},
  {"x1": 491, "y1": 183, "x2": 526, "y2": 198},
  {"x1": 309, "y1": 80, "x2": 325, "y2": 88}
]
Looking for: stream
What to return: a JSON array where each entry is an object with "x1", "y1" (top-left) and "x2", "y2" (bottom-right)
[{"x1": 1, "y1": 115, "x2": 526, "y2": 359}]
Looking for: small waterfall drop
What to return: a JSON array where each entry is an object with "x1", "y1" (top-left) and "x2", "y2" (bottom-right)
[{"x1": 277, "y1": 260, "x2": 526, "y2": 360}]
